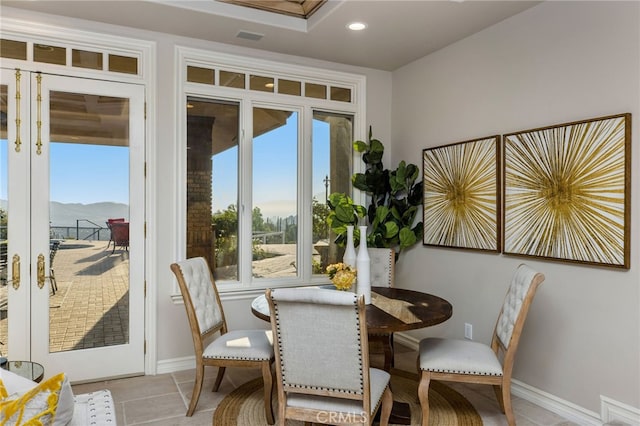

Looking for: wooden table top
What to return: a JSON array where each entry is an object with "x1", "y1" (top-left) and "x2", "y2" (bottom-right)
[{"x1": 251, "y1": 286, "x2": 452, "y2": 334}]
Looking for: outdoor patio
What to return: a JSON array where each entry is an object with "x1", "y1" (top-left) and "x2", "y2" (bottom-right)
[{"x1": 0, "y1": 240, "x2": 130, "y2": 355}]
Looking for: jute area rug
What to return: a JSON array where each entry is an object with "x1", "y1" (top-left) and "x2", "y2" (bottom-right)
[{"x1": 212, "y1": 369, "x2": 482, "y2": 425}]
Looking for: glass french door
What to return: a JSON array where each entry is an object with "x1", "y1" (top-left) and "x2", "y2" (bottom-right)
[{"x1": 0, "y1": 69, "x2": 145, "y2": 382}]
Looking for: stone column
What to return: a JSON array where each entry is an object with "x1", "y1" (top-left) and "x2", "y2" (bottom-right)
[{"x1": 187, "y1": 115, "x2": 215, "y2": 271}]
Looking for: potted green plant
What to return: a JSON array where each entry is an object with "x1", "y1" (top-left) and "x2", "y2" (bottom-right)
[{"x1": 327, "y1": 127, "x2": 423, "y2": 260}]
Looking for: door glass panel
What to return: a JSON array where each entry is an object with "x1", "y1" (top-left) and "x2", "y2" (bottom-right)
[
  {"x1": 186, "y1": 97, "x2": 240, "y2": 281},
  {"x1": 48, "y1": 91, "x2": 130, "y2": 353},
  {"x1": 252, "y1": 108, "x2": 298, "y2": 279},
  {"x1": 0, "y1": 84, "x2": 7, "y2": 354},
  {"x1": 312, "y1": 112, "x2": 353, "y2": 274}
]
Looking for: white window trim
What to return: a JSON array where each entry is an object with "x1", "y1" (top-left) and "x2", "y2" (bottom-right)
[{"x1": 173, "y1": 45, "x2": 367, "y2": 299}]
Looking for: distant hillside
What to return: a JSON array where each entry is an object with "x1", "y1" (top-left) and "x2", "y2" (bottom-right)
[{"x1": 0, "y1": 200, "x2": 129, "y2": 227}]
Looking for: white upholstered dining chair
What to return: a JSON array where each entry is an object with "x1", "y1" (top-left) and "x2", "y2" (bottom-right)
[
  {"x1": 417, "y1": 263, "x2": 545, "y2": 426},
  {"x1": 368, "y1": 247, "x2": 396, "y2": 370},
  {"x1": 369, "y1": 247, "x2": 395, "y2": 288},
  {"x1": 267, "y1": 287, "x2": 393, "y2": 426},
  {"x1": 170, "y1": 257, "x2": 274, "y2": 422}
]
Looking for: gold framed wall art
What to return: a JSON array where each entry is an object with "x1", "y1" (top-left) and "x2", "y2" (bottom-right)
[
  {"x1": 503, "y1": 113, "x2": 631, "y2": 269},
  {"x1": 423, "y1": 135, "x2": 501, "y2": 252}
]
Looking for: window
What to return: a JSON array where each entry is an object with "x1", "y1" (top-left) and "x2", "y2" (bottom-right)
[{"x1": 180, "y1": 48, "x2": 364, "y2": 290}]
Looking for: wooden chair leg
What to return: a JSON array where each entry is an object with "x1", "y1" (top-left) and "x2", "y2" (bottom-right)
[
  {"x1": 212, "y1": 366, "x2": 226, "y2": 392},
  {"x1": 279, "y1": 401, "x2": 287, "y2": 426},
  {"x1": 262, "y1": 361, "x2": 275, "y2": 425},
  {"x1": 50, "y1": 269, "x2": 58, "y2": 295},
  {"x1": 500, "y1": 381, "x2": 516, "y2": 426},
  {"x1": 187, "y1": 364, "x2": 205, "y2": 416},
  {"x1": 378, "y1": 386, "x2": 393, "y2": 426},
  {"x1": 493, "y1": 384, "x2": 505, "y2": 412},
  {"x1": 417, "y1": 371, "x2": 432, "y2": 426}
]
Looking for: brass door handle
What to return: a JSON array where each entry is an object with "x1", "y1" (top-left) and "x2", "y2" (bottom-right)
[
  {"x1": 11, "y1": 254, "x2": 20, "y2": 290},
  {"x1": 37, "y1": 253, "x2": 45, "y2": 289}
]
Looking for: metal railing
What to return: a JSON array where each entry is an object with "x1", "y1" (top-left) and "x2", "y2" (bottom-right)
[
  {"x1": 252, "y1": 231, "x2": 285, "y2": 244},
  {"x1": 51, "y1": 221, "x2": 109, "y2": 241}
]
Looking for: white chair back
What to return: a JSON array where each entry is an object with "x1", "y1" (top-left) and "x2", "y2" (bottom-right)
[
  {"x1": 172, "y1": 257, "x2": 224, "y2": 335},
  {"x1": 268, "y1": 288, "x2": 366, "y2": 394},
  {"x1": 495, "y1": 263, "x2": 543, "y2": 348},
  {"x1": 369, "y1": 248, "x2": 395, "y2": 287}
]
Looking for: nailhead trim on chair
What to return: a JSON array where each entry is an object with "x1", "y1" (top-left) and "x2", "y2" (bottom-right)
[
  {"x1": 426, "y1": 368, "x2": 502, "y2": 375},
  {"x1": 204, "y1": 355, "x2": 272, "y2": 361}
]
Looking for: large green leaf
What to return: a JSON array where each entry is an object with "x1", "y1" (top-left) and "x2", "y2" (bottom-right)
[
  {"x1": 399, "y1": 227, "x2": 417, "y2": 249},
  {"x1": 353, "y1": 140, "x2": 368, "y2": 153},
  {"x1": 384, "y1": 221, "x2": 399, "y2": 238}
]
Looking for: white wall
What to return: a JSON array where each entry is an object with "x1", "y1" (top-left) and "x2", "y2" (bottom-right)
[{"x1": 391, "y1": 0, "x2": 640, "y2": 415}]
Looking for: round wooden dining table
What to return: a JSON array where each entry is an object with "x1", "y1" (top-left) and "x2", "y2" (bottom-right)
[
  {"x1": 251, "y1": 285, "x2": 453, "y2": 424},
  {"x1": 251, "y1": 286, "x2": 452, "y2": 329}
]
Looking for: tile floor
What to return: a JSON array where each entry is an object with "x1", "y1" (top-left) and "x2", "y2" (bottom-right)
[{"x1": 71, "y1": 343, "x2": 578, "y2": 426}]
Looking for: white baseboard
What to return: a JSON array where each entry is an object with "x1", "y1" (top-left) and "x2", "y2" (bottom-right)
[
  {"x1": 601, "y1": 396, "x2": 640, "y2": 425},
  {"x1": 156, "y1": 355, "x2": 195, "y2": 375},
  {"x1": 393, "y1": 332, "x2": 640, "y2": 426},
  {"x1": 511, "y1": 379, "x2": 601, "y2": 425}
]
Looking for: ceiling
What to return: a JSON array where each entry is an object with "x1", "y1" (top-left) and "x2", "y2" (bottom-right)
[{"x1": 2, "y1": 0, "x2": 541, "y2": 71}]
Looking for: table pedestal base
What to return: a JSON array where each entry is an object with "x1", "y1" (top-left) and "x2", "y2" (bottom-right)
[{"x1": 390, "y1": 401, "x2": 412, "y2": 424}]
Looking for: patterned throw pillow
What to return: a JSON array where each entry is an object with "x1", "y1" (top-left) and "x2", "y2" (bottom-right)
[{"x1": 0, "y1": 372, "x2": 65, "y2": 425}]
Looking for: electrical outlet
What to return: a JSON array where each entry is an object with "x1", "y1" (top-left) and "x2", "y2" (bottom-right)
[{"x1": 464, "y1": 323, "x2": 473, "y2": 340}]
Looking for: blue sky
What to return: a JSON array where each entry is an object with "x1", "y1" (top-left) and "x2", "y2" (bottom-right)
[
  {"x1": 50, "y1": 143, "x2": 130, "y2": 204},
  {"x1": 0, "y1": 140, "x2": 129, "y2": 204},
  {"x1": 213, "y1": 115, "x2": 330, "y2": 218}
]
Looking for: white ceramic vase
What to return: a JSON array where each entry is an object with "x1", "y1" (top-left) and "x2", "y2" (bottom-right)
[
  {"x1": 356, "y1": 225, "x2": 371, "y2": 304},
  {"x1": 343, "y1": 225, "x2": 357, "y2": 268}
]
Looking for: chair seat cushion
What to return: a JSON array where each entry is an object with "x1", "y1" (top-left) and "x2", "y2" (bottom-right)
[
  {"x1": 203, "y1": 329, "x2": 274, "y2": 361},
  {"x1": 286, "y1": 368, "x2": 390, "y2": 415},
  {"x1": 419, "y1": 338, "x2": 503, "y2": 376}
]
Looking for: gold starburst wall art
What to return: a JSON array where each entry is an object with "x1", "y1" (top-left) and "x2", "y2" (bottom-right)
[
  {"x1": 423, "y1": 136, "x2": 501, "y2": 252},
  {"x1": 503, "y1": 113, "x2": 631, "y2": 268}
]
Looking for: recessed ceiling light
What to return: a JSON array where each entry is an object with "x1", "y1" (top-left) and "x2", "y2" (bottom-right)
[{"x1": 347, "y1": 22, "x2": 367, "y2": 31}]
